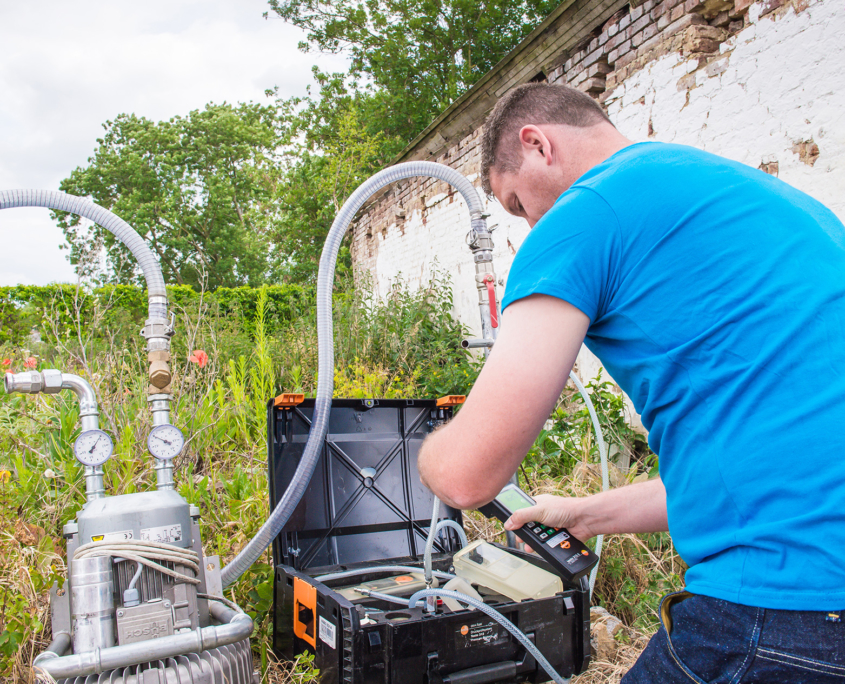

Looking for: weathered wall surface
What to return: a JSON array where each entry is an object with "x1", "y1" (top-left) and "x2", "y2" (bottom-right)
[{"x1": 350, "y1": 0, "x2": 844, "y2": 404}]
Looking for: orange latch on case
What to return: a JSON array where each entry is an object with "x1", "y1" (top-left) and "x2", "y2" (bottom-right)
[
  {"x1": 293, "y1": 577, "x2": 317, "y2": 648},
  {"x1": 274, "y1": 393, "x2": 305, "y2": 408},
  {"x1": 436, "y1": 395, "x2": 466, "y2": 407}
]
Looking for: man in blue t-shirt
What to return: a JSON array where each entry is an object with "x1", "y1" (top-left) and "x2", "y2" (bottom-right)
[{"x1": 418, "y1": 83, "x2": 845, "y2": 682}]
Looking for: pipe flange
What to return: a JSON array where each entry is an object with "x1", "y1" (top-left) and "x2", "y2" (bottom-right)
[{"x1": 147, "y1": 394, "x2": 173, "y2": 403}]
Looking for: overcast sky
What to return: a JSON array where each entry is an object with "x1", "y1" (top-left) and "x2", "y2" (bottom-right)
[{"x1": 0, "y1": 0, "x2": 346, "y2": 286}]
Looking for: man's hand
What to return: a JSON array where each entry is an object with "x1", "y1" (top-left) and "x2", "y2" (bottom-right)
[
  {"x1": 504, "y1": 494, "x2": 597, "y2": 542},
  {"x1": 504, "y1": 478, "x2": 669, "y2": 548}
]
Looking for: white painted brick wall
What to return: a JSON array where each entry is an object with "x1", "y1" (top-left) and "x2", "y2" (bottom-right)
[{"x1": 357, "y1": 0, "x2": 843, "y2": 427}]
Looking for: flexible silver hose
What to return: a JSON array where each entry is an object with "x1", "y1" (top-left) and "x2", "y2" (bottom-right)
[
  {"x1": 407, "y1": 588, "x2": 570, "y2": 684},
  {"x1": 315, "y1": 565, "x2": 455, "y2": 583},
  {"x1": 569, "y1": 370, "x2": 609, "y2": 597},
  {"x1": 221, "y1": 162, "x2": 487, "y2": 586},
  {"x1": 0, "y1": 190, "x2": 166, "y2": 301},
  {"x1": 435, "y1": 519, "x2": 468, "y2": 548}
]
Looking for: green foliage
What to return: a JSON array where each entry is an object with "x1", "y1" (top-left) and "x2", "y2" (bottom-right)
[
  {"x1": 55, "y1": 103, "x2": 287, "y2": 289},
  {"x1": 524, "y1": 370, "x2": 653, "y2": 481},
  {"x1": 271, "y1": 85, "x2": 399, "y2": 282},
  {"x1": 267, "y1": 0, "x2": 560, "y2": 143}
]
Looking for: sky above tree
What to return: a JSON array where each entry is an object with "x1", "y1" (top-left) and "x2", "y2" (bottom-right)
[{"x1": 0, "y1": 0, "x2": 346, "y2": 286}]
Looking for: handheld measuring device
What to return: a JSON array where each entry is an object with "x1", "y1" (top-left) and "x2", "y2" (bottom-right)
[{"x1": 478, "y1": 483, "x2": 599, "y2": 583}]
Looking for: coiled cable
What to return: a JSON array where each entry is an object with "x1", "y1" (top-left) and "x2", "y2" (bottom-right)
[{"x1": 74, "y1": 540, "x2": 200, "y2": 584}]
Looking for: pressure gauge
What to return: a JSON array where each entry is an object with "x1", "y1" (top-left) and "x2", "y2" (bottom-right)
[
  {"x1": 73, "y1": 429, "x2": 114, "y2": 467},
  {"x1": 147, "y1": 424, "x2": 185, "y2": 461}
]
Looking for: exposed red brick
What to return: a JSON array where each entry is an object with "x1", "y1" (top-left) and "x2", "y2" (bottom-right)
[
  {"x1": 759, "y1": 0, "x2": 784, "y2": 15},
  {"x1": 711, "y1": 9, "x2": 731, "y2": 25},
  {"x1": 578, "y1": 77, "x2": 608, "y2": 94},
  {"x1": 583, "y1": 46, "x2": 607, "y2": 67},
  {"x1": 607, "y1": 28, "x2": 631, "y2": 49},
  {"x1": 665, "y1": 12, "x2": 707, "y2": 37},
  {"x1": 587, "y1": 61, "x2": 614, "y2": 77},
  {"x1": 653, "y1": 0, "x2": 672, "y2": 17},
  {"x1": 631, "y1": 14, "x2": 652, "y2": 33},
  {"x1": 792, "y1": 139, "x2": 820, "y2": 166},
  {"x1": 608, "y1": 39, "x2": 633, "y2": 63},
  {"x1": 641, "y1": 23, "x2": 659, "y2": 41}
]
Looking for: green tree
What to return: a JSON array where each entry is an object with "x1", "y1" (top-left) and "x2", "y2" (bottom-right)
[
  {"x1": 273, "y1": 81, "x2": 395, "y2": 281},
  {"x1": 267, "y1": 0, "x2": 560, "y2": 141},
  {"x1": 56, "y1": 102, "x2": 286, "y2": 290}
]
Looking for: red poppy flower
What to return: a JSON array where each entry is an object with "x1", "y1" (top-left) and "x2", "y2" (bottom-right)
[
  {"x1": 1, "y1": 359, "x2": 10, "y2": 368},
  {"x1": 24, "y1": 357, "x2": 37, "y2": 369},
  {"x1": 189, "y1": 350, "x2": 209, "y2": 368}
]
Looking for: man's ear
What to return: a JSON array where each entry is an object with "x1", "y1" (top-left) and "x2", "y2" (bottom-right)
[{"x1": 518, "y1": 125, "x2": 553, "y2": 166}]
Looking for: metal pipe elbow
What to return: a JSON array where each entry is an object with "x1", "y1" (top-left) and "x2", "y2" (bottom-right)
[{"x1": 60, "y1": 373, "x2": 99, "y2": 420}]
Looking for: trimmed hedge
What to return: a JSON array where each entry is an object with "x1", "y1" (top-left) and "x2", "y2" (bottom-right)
[{"x1": 0, "y1": 284, "x2": 315, "y2": 346}]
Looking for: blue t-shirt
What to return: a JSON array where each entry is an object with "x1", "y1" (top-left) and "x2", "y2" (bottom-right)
[{"x1": 502, "y1": 142, "x2": 845, "y2": 611}]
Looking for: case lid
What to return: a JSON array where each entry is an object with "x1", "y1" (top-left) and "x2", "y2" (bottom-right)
[{"x1": 268, "y1": 398, "x2": 464, "y2": 572}]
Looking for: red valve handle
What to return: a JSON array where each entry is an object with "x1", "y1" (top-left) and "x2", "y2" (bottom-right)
[{"x1": 484, "y1": 275, "x2": 499, "y2": 329}]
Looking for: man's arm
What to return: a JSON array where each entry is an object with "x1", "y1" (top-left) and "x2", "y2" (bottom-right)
[
  {"x1": 418, "y1": 294, "x2": 589, "y2": 509},
  {"x1": 503, "y1": 478, "x2": 668, "y2": 541}
]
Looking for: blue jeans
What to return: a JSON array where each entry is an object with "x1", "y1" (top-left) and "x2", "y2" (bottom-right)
[{"x1": 623, "y1": 591, "x2": 845, "y2": 683}]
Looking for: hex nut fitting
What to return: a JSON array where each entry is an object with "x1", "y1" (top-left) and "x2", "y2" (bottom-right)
[
  {"x1": 149, "y1": 361, "x2": 171, "y2": 389},
  {"x1": 5, "y1": 371, "x2": 44, "y2": 394},
  {"x1": 41, "y1": 369, "x2": 63, "y2": 394}
]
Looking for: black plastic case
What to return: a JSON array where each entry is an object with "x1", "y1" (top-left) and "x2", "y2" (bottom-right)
[{"x1": 269, "y1": 398, "x2": 591, "y2": 684}]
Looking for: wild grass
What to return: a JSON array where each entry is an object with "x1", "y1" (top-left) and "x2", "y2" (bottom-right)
[{"x1": 0, "y1": 275, "x2": 679, "y2": 684}]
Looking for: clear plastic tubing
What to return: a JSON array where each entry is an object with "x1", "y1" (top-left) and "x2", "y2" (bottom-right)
[
  {"x1": 424, "y1": 495, "x2": 440, "y2": 587},
  {"x1": 221, "y1": 162, "x2": 488, "y2": 586},
  {"x1": 407, "y1": 589, "x2": 570, "y2": 684},
  {"x1": 434, "y1": 519, "x2": 468, "y2": 548},
  {"x1": 568, "y1": 370, "x2": 609, "y2": 597}
]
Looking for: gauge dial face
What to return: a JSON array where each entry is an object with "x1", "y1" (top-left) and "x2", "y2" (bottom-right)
[
  {"x1": 73, "y1": 430, "x2": 114, "y2": 467},
  {"x1": 147, "y1": 424, "x2": 185, "y2": 461}
]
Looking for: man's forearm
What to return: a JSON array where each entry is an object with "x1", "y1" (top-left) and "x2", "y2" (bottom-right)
[{"x1": 578, "y1": 477, "x2": 668, "y2": 536}]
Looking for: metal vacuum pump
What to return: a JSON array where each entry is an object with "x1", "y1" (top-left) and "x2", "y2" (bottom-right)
[{"x1": 1, "y1": 190, "x2": 255, "y2": 684}]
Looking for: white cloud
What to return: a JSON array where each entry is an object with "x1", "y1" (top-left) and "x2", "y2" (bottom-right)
[{"x1": 0, "y1": 0, "x2": 347, "y2": 286}]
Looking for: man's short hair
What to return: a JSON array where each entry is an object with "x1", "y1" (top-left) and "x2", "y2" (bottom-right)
[{"x1": 480, "y1": 83, "x2": 612, "y2": 195}]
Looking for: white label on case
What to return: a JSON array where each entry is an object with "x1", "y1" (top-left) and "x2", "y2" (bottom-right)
[
  {"x1": 140, "y1": 524, "x2": 183, "y2": 543},
  {"x1": 319, "y1": 616, "x2": 336, "y2": 649}
]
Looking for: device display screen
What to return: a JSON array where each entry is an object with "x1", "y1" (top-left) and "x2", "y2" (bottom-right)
[{"x1": 495, "y1": 487, "x2": 535, "y2": 514}]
